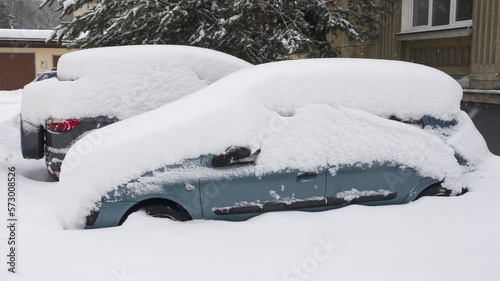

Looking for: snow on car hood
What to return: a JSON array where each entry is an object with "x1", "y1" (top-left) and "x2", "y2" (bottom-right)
[
  {"x1": 58, "y1": 58, "x2": 486, "y2": 228},
  {"x1": 21, "y1": 45, "x2": 252, "y2": 125}
]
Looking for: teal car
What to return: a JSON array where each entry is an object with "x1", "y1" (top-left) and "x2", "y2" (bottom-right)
[
  {"x1": 85, "y1": 119, "x2": 462, "y2": 229},
  {"x1": 74, "y1": 58, "x2": 478, "y2": 229}
]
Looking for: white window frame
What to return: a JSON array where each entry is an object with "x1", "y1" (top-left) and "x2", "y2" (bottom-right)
[{"x1": 402, "y1": 0, "x2": 472, "y2": 33}]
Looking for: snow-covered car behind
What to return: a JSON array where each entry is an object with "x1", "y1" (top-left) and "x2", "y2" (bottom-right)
[
  {"x1": 34, "y1": 68, "x2": 58, "y2": 82},
  {"x1": 57, "y1": 58, "x2": 489, "y2": 229},
  {"x1": 20, "y1": 45, "x2": 253, "y2": 179}
]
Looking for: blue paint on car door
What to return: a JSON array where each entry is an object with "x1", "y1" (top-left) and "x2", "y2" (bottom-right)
[
  {"x1": 325, "y1": 163, "x2": 423, "y2": 208},
  {"x1": 200, "y1": 155, "x2": 326, "y2": 220}
]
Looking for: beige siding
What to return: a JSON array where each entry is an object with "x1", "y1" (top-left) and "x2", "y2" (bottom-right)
[
  {"x1": 73, "y1": 1, "x2": 97, "y2": 18},
  {"x1": 0, "y1": 46, "x2": 75, "y2": 74}
]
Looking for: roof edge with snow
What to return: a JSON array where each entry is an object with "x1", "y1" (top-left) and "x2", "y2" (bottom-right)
[{"x1": 0, "y1": 29, "x2": 55, "y2": 43}]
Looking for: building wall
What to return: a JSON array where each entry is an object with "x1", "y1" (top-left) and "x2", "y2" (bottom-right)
[
  {"x1": 335, "y1": 0, "x2": 402, "y2": 60},
  {"x1": 373, "y1": 0, "x2": 500, "y2": 91},
  {"x1": 470, "y1": 0, "x2": 500, "y2": 89},
  {"x1": 0, "y1": 46, "x2": 75, "y2": 90},
  {"x1": 461, "y1": 101, "x2": 500, "y2": 155},
  {"x1": 336, "y1": 38, "x2": 378, "y2": 59},
  {"x1": 376, "y1": 0, "x2": 402, "y2": 60},
  {"x1": 333, "y1": 0, "x2": 378, "y2": 59},
  {"x1": 401, "y1": 36, "x2": 472, "y2": 85},
  {"x1": 337, "y1": 1, "x2": 500, "y2": 90},
  {"x1": 73, "y1": 1, "x2": 96, "y2": 18},
  {"x1": 0, "y1": 46, "x2": 74, "y2": 74}
]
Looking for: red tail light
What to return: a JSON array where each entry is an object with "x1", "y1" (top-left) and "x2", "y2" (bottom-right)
[{"x1": 46, "y1": 118, "x2": 80, "y2": 132}]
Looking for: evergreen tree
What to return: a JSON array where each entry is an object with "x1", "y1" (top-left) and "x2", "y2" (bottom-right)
[
  {"x1": 0, "y1": 0, "x2": 13, "y2": 28},
  {"x1": 3, "y1": 0, "x2": 66, "y2": 29},
  {"x1": 42, "y1": 0, "x2": 395, "y2": 63}
]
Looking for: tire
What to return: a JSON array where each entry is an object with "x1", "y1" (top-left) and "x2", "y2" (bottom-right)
[
  {"x1": 415, "y1": 183, "x2": 452, "y2": 200},
  {"x1": 119, "y1": 202, "x2": 191, "y2": 225},
  {"x1": 20, "y1": 119, "x2": 45, "y2": 159},
  {"x1": 140, "y1": 204, "x2": 190, "y2": 221}
]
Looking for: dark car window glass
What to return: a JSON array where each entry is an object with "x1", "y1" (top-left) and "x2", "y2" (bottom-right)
[
  {"x1": 388, "y1": 116, "x2": 425, "y2": 128},
  {"x1": 212, "y1": 147, "x2": 261, "y2": 167}
]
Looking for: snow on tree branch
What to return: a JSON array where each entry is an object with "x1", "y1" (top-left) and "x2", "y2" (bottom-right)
[{"x1": 42, "y1": 0, "x2": 395, "y2": 63}]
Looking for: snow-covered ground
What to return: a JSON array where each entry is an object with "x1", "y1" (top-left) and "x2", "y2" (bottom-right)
[{"x1": 1, "y1": 89, "x2": 500, "y2": 281}]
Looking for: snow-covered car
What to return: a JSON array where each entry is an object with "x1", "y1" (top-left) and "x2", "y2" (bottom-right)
[
  {"x1": 55, "y1": 58, "x2": 488, "y2": 229},
  {"x1": 20, "y1": 45, "x2": 252, "y2": 179},
  {"x1": 34, "y1": 68, "x2": 58, "y2": 82}
]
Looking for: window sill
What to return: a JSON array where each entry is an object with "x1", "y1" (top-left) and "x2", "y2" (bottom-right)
[{"x1": 396, "y1": 26, "x2": 472, "y2": 41}]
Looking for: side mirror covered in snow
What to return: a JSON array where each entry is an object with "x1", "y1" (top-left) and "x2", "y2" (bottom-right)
[{"x1": 211, "y1": 147, "x2": 261, "y2": 167}]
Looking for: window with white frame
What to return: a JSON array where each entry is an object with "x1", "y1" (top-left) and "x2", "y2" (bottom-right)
[{"x1": 402, "y1": 0, "x2": 473, "y2": 32}]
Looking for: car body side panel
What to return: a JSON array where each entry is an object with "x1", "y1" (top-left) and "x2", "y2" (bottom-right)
[
  {"x1": 200, "y1": 155, "x2": 326, "y2": 220},
  {"x1": 426, "y1": 116, "x2": 457, "y2": 128},
  {"x1": 325, "y1": 163, "x2": 423, "y2": 208},
  {"x1": 87, "y1": 160, "x2": 442, "y2": 228},
  {"x1": 88, "y1": 182, "x2": 204, "y2": 229},
  {"x1": 402, "y1": 177, "x2": 441, "y2": 203},
  {"x1": 112, "y1": 180, "x2": 202, "y2": 214},
  {"x1": 87, "y1": 201, "x2": 137, "y2": 229}
]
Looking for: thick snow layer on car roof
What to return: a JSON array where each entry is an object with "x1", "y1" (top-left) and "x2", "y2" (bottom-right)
[
  {"x1": 57, "y1": 59, "x2": 484, "y2": 228},
  {"x1": 21, "y1": 45, "x2": 252, "y2": 125},
  {"x1": 240, "y1": 58, "x2": 462, "y2": 121}
]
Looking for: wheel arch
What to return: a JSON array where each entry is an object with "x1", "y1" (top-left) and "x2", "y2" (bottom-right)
[
  {"x1": 414, "y1": 181, "x2": 460, "y2": 200},
  {"x1": 118, "y1": 197, "x2": 192, "y2": 225},
  {"x1": 402, "y1": 177, "x2": 442, "y2": 203}
]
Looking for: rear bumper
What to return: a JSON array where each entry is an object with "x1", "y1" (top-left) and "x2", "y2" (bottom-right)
[
  {"x1": 44, "y1": 116, "x2": 119, "y2": 179},
  {"x1": 45, "y1": 149, "x2": 65, "y2": 178},
  {"x1": 45, "y1": 131, "x2": 74, "y2": 179}
]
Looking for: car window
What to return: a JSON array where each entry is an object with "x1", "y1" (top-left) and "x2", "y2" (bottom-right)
[
  {"x1": 211, "y1": 147, "x2": 261, "y2": 167},
  {"x1": 389, "y1": 115, "x2": 424, "y2": 128}
]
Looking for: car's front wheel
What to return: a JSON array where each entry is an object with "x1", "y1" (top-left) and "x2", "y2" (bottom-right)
[
  {"x1": 119, "y1": 201, "x2": 192, "y2": 225},
  {"x1": 139, "y1": 204, "x2": 191, "y2": 221}
]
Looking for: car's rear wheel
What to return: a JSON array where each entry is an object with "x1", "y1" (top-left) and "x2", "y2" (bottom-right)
[{"x1": 415, "y1": 183, "x2": 452, "y2": 200}]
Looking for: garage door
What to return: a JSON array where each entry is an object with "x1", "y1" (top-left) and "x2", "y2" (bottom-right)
[
  {"x1": 0, "y1": 52, "x2": 35, "y2": 91},
  {"x1": 53, "y1": 55, "x2": 61, "y2": 68}
]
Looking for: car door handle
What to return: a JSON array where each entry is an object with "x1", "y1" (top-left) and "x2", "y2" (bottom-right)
[{"x1": 297, "y1": 172, "x2": 317, "y2": 181}]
